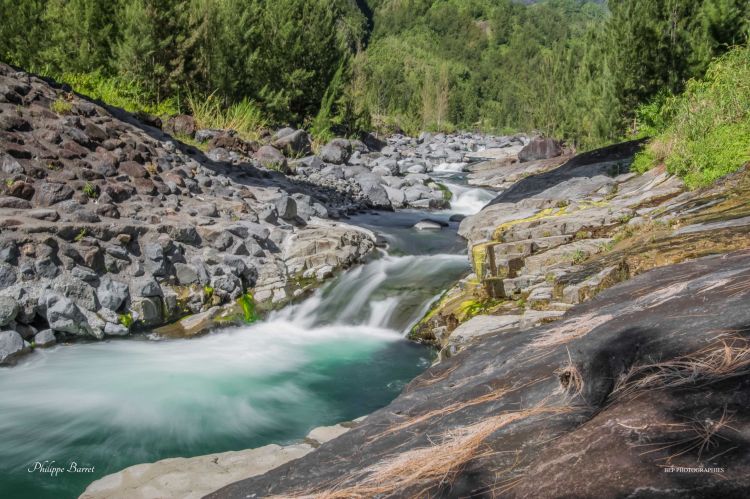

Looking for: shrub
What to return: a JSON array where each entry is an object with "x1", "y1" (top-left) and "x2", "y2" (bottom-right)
[{"x1": 633, "y1": 45, "x2": 750, "y2": 188}]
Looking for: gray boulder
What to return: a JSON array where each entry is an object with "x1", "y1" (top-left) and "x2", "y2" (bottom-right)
[
  {"x1": 273, "y1": 194, "x2": 297, "y2": 220},
  {"x1": 0, "y1": 296, "x2": 18, "y2": 327},
  {"x1": 97, "y1": 277, "x2": 130, "y2": 311},
  {"x1": 253, "y1": 145, "x2": 288, "y2": 172},
  {"x1": 164, "y1": 114, "x2": 197, "y2": 138},
  {"x1": 53, "y1": 278, "x2": 98, "y2": 311},
  {"x1": 130, "y1": 277, "x2": 162, "y2": 298},
  {"x1": 518, "y1": 137, "x2": 563, "y2": 162},
  {"x1": 174, "y1": 263, "x2": 199, "y2": 285},
  {"x1": 319, "y1": 139, "x2": 351, "y2": 165},
  {"x1": 0, "y1": 330, "x2": 29, "y2": 365},
  {"x1": 34, "y1": 329, "x2": 56, "y2": 347},
  {"x1": 272, "y1": 129, "x2": 311, "y2": 156},
  {"x1": 355, "y1": 174, "x2": 391, "y2": 209},
  {"x1": 45, "y1": 295, "x2": 92, "y2": 336},
  {"x1": 104, "y1": 322, "x2": 129, "y2": 336},
  {"x1": 131, "y1": 297, "x2": 163, "y2": 326}
]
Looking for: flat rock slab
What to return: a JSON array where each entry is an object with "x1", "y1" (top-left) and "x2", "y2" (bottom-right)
[{"x1": 80, "y1": 422, "x2": 356, "y2": 499}]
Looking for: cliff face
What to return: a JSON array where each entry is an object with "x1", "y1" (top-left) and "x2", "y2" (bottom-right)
[{"x1": 208, "y1": 143, "x2": 750, "y2": 497}]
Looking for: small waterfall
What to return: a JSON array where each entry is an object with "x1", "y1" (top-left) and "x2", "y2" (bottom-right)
[
  {"x1": 273, "y1": 252, "x2": 468, "y2": 332},
  {"x1": 447, "y1": 183, "x2": 496, "y2": 215}
]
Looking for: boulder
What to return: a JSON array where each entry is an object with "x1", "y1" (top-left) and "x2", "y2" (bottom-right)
[
  {"x1": 45, "y1": 295, "x2": 92, "y2": 336},
  {"x1": 103, "y1": 322, "x2": 129, "y2": 336},
  {"x1": 355, "y1": 174, "x2": 391, "y2": 209},
  {"x1": 319, "y1": 139, "x2": 351, "y2": 165},
  {"x1": 272, "y1": 129, "x2": 311, "y2": 156},
  {"x1": 0, "y1": 296, "x2": 18, "y2": 326},
  {"x1": 273, "y1": 194, "x2": 297, "y2": 220},
  {"x1": 164, "y1": 114, "x2": 197, "y2": 138},
  {"x1": 518, "y1": 137, "x2": 563, "y2": 162},
  {"x1": 33, "y1": 329, "x2": 56, "y2": 347},
  {"x1": 31, "y1": 183, "x2": 74, "y2": 206},
  {"x1": 0, "y1": 330, "x2": 28, "y2": 365},
  {"x1": 254, "y1": 145, "x2": 288, "y2": 172},
  {"x1": 174, "y1": 263, "x2": 199, "y2": 285},
  {"x1": 97, "y1": 277, "x2": 130, "y2": 311},
  {"x1": 131, "y1": 296, "x2": 163, "y2": 326}
]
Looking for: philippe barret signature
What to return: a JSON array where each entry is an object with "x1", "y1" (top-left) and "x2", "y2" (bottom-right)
[{"x1": 27, "y1": 461, "x2": 95, "y2": 476}]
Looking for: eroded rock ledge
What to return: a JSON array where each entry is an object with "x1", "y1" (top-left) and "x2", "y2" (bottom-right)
[{"x1": 204, "y1": 144, "x2": 750, "y2": 497}]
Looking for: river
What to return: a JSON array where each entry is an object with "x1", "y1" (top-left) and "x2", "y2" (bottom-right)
[{"x1": 0, "y1": 167, "x2": 494, "y2": 499}]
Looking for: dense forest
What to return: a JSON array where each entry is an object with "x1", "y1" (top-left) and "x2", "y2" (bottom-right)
[{"x1": 0, "y1": 0, "x2": 748, "y2": 150}]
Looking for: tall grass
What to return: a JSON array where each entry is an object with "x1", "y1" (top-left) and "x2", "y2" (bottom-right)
[
  {"x1": 56, "y1": 70, "x2": 180, "y2": 117},
  {"x1": 186, "y1": 92, "x2": 267, "y2": 141},
  {"x1": 633, "y1": 45, "x2": 750, "y2": 188}
]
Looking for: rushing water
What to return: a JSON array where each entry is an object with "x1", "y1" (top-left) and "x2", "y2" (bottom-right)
[{"x1": 0, "y1": 174, "x2": 494, "y2": 499}]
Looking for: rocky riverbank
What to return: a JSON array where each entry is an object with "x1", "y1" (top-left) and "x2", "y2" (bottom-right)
[
  {"x1": 201, "y1": 141, "x2": 750, "y2": 497},
  {"x1": 0, "y1": 64, "x2": 529, "y2": 365}
]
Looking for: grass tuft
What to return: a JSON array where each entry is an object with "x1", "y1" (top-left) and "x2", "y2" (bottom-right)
[{"x1": 186, "y1": 92, "x2": 267, "y2": 141}]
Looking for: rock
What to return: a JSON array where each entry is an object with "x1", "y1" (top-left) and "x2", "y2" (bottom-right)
[
  {"x1": 104, "y1": 322, "x2": 129, "y2": 336},
  {"x1": 164, "y1": 114, "x2": 197, "y2": 138},
  {"x1": 7, "y1": 180, "x2": 34, "y2": 199},
  {"x1": 383, "y1": 186, "x2": 406, "y2": 208},
  {"x1": 97, "y1": 277, "x2": 130, "y2": 311},
  {"x1": 33, "y1": 329, "x2": 56, "y2": 347},
  {"x1": 273, "y1": 195, "x2": 297, "y2": 220},
  {"x1": 518, "y1": 137, "x2": 563, "y2": 162},
  {"x1": 142, "y1": 243, "x2": 167, "y2": 277},
  {"x1": 272, "y1": 129, "x2": 311, "y2": 156},
  {"x1": 253, "y1": 145, "x2": 288, "y2": 172},
  {"x1": 53, "y1": 278, "x2": 98, "y2": 311},
  {"x1": 174, "y1": 263, "x2": 199, "y2": 285},
  {"x1": 319, "y1": 139, "x2": 351, "y2": 164},
  {"x1": 131, "y1": 296, "x2": 163, "y2": 326},
  {"x1": 0, "y1": 241, "x2": 18, "y2": 264},
  {"x1": 0, "y1": 330, "x2": 28, "y2": 365},
  {"x1": 31, "y1": 183, "x2": 74, "y2": 206},
  {"x1": 414, "y1": 220, "x2": 443, "y2": 231},
  {"x1": 119, "y1": 161, "x2": 148, "y2": 178},
  {"x1": 0, "y1": 296, "x2": 18, "y2": 326},
  {"x1": 130, "y1": 276, "x2": 162, "y2": 298},
  {"x1": 1, "y1": 153, "x2": 23, "y2": 174},
  {"x1": 355, "y1": 173, "x2": 391, "y2": 209},
  {"x1": 0, "y1": 265, "x2": 17, "y2": 286},
  {"x1": 45, "y1": 295, "x2": 92, "y2": 336},
  {"x1": 0, "y1": 196, "x2": 31, "y2": 208},
  {"x1": 195, "y1": 129, "x2": 221, "y2": 143},
  {"x1": 361, "y1": 132, "x2": 386, "y2": 151}
]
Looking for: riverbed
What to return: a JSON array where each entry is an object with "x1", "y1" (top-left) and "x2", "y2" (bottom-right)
[{"x1": 0, "y1": 170, "x2": 494, "y2": 499}]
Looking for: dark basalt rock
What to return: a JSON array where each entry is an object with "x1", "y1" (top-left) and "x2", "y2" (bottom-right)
[{"x1": 209, "y1": 249, "x2": 750, "y2": 499}]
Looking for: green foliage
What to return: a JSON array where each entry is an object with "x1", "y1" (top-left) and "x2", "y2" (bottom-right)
[
  {"x1": 118, "y1": 312, "x2": 134, "y2": 328},
  {"x1": 82, "y1": 182, "x2": 98, "y2": 199},
  {"x1": 57, "y1": 71, "x2": 179, "y2": 116},
  {"x1": 51, "y1": 98, "x2": 73, "y2": 115},
  {"x1": 1, "y1": 0, "x2": 748, "y2": 151},
  {"x1": 203, "y1": 285, "x2": 214, "y2": 300},
  {"x1": 633, "y1": 44, "x2": 750, "y2": 187},
  {"x1": 435, "y1": 183, "x2": 453, "y2": 201},
  {"x1": 74, "y1": 228, "x2": 87, "y2": 242},
  {"x1": 237, "y1": 292, "x2": 258, "y2": 324}
]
